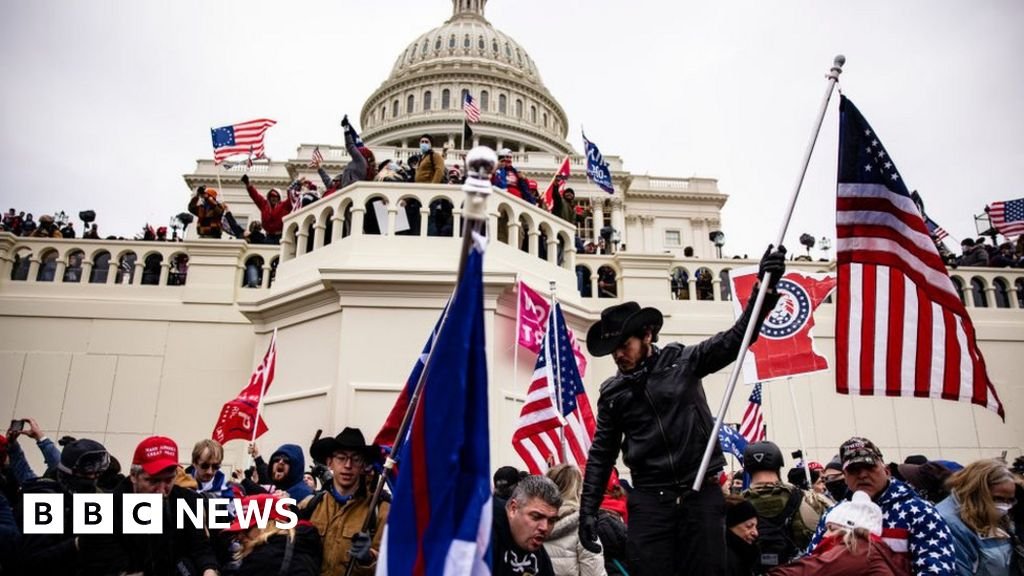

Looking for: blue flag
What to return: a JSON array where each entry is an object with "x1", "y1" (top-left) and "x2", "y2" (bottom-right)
[
  {"x1": 718, "y1": 423, "x2": 748, "y2": 464},
  {"x1": 582, "y1": 131, "x2": 614, "y2": 194},
  {"x1": 378, "y1": 235, "x2": 491, "y2": 576}
]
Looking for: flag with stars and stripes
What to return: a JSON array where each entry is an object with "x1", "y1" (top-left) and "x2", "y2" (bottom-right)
[
  {"x1": 835, "y1": 96, "x2": 1003, "y2": 419},
  {"x1": 463, "y1": 93, "x2": 481, "y2": 123},
  {"x1": 512, "y1": 302, "x2": 596, "y2": 475},
  {"x1": 211, "y1": 118, "x2": 276, "y2": 164},
  {"x1": 738, "y1": 383, "x2": 766, "y2": 443},
  {"x1": 924, "y1": 215, "x2": 949, "y2": 242},
  {"x1": 310, "y1": 146, "x2": 324, "y2": 168},
  {"x1": 989, "y1": 197, "x2": 1024, "y2": 238}
]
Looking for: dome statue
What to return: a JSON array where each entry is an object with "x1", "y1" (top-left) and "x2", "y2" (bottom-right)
[{"x1": 359, "y1": 0, "x2": 572, "y2": 155}]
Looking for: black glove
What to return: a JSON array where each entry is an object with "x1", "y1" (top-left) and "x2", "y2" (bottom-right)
[
  {"x1": 758, "y1": 244, "x2": 787, "y2": 292},
  {"x1": 196, "y1": 185, "x2": 206, "y2": 196},
  {"x1": 579, "y1": 514, "x2": 602, "y2": 554},
  {"x1": 349, "y1": 531, "x2": 373, "y2": 565},
  {"x1": 341, "y1": 115, "x2": 351, "y2": 130},
  {"x1": 241, "y1": 174, "x2": 250, "y2": 186}
]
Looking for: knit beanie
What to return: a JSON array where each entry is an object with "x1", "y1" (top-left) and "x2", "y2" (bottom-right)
[
  {"x1": 726, "y1": 499, "x2": 758, "y2": 527},
  {"x1": 825, "y1": 490, "x2": 883, "y2": 536}
]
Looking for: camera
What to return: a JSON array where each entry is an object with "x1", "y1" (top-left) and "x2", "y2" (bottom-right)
[
  {"x1": 791, "y1": 450, "x2": 803, "y2": 459},
  {"x1": 9, "y1": 419, "x2": 25, "y2": 433}
]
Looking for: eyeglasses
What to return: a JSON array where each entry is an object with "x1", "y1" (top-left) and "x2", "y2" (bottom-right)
[
  {"x1": 197, "y1": 462, "x2": 221, "y2": 471},
  {"x1": 332, "y1": 454, "x2": 365, "y2": 467}
]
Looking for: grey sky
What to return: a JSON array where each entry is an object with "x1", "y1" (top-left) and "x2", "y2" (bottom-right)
[{"x1": 2, "y1": 0, "x2": 1022, "y2": 258}]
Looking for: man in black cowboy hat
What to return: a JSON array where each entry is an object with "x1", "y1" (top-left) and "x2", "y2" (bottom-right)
[
  {"x1": 578, "y1": 246, "x2": 787, "y2": 575},
  {"x1": 307, "y1": 427, "x2": 388, "y2": 576}
]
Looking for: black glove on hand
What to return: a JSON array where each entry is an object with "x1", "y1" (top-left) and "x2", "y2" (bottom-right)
[
  {"x1": 579, "y1": 514, "x2": 602, "y2": 554},
  {"x1": 349, "y1": 531, "x2": 373, "y2": 565},
  {"x1": 197, "y1": 185, "x2": 206, "y2": 196},
  {"x1": 341, "y1": 115, "x2": 351, "y2": 130},
  {"x1": 241, "y1": 174, "x2": 250, "y2": 186},
  {"x1": 758, "y1": 244, "x2": 787, "y2": 292}
]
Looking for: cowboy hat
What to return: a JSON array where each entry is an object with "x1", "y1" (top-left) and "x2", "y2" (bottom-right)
[
  {"x1": 586, "y1": 301, "x2": 663, "y2": 357},
  {"x1": 310, "y1": 427, "x2": 379, "y2": 465}
]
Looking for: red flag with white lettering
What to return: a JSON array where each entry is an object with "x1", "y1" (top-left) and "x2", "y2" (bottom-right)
[
  {"x1": 516, "y1": 281, "x2": 588, "y2": 378},
  {"x1": 729, "y1": 268, "x2": 836, "y2": 383},
  {"x1": 542, "y1": 157, "x2": 571, "y2": 211},
  {"x1": 212, "y1": 331, "x2": 276, "y2": 443}
]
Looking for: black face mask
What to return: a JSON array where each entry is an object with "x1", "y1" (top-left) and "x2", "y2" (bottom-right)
[
  {"x1": 63, "y1": 475, "x2": 98, "y2": 494},
  {"x1": 825, "y1": 479, "x2": 848, "y2": 501}
]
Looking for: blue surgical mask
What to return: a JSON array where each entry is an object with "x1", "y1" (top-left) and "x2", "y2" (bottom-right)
[{"x1": 419, "y1": 143, "x2": 431, "y2": 154}]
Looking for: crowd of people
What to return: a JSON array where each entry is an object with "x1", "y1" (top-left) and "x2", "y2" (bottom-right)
[{"x1": 954, "y1": 237, "x2": 1024, "y2": 269}]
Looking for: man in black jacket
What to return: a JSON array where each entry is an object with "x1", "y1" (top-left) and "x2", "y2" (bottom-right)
[{"x1": 578, "y1": 246, "x2": 786, "y2": 575}]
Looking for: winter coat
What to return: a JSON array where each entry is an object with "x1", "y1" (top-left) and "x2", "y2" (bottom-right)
[
  {"x1": 580, "y1": 292, "x2": 777, "y2": 517},
  {"x1": 415, "y1": 149, "x2": 446, "y2": 183},
  {"x1": 937, "y1": 494, "x2": 1012, "y2": 576},
  {"x1": 726, "y1": 530, "x2": 758, "y2": 576},
  {"x1": 269, "y1": 444, "x2": 314, "y2": 502},
  {"x1": 807, "y1": 479, "x2": 955, "y2": 576},
  {"x1": 771, "y1": 533, "x2": 911, "y2": 576},
  {"x1": 188, "y1": 195, "x2": 225, "y2": 237},
  {"x1": 492, "y1": 166, "x2": 533, "y2": 203},
  {"x1": 0, "y1": 492, "x2": 21, "y2": 573},
  {"x1": 233, "y1": 522, "x2": 323, "y2": 576},
  {"x1": 319, "y1": 130, "x2": 369, "y2": 197},
  {"x1": 16, "y1": 478, "x2": 91, "y2": 575},
  {"x1": 543, "y1": 502, "x2": 606, "y2": 576},
  {"x1": 744, "y1": 481, "x2": 833, "y2": 556},
  {"x1": 306, "y1": 488, "x2": 389, "y2": 576},
  {"x1": 493, "y1": 498, "x2": 556, "y2": 576},
  {"x1": 552, "y1": 187, "x2": 576, "y2": 224},
  {"x1": 247, "y1": 184, "x2": 293, "y2": 236}
]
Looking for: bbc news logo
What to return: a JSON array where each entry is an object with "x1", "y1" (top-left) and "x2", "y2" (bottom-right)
[{"x1": 22, "y1": 494, "x2": 298, "y2": 534}]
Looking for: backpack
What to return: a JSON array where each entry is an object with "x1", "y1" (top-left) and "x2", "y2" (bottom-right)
[{"x1": 753, "y1": 488, "x2": 804, "y2": 573}]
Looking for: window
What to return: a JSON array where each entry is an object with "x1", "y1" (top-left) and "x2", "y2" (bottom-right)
[
  {"x1": 543, "y1": 112, "x2": 548, "y2": 127},
  {"x1": 505, "y1": 43, "x2": 511, "y2": 58},
  {"x1": 434, "y1": 36, "x2": 441, "y2": 51},
  {"x1": 498, "y1": 94, "x2": 507, "y2": 114},
  {"x1": 515, "y1": 98, "x2": 523, "y2": 118},
  {"x1": 406, "y1": 94, "x2": 415, "y2": 114},
  {"x1": 449, "y1": 35, "x2": 456, "y2": 49},
  {"x1": 421, "y1": 40, "x2": 428, "y2": 55},
  {"x1": 480, "y1": 90, "x2": 489, "y2": 111},
  {"x1": 441, "y1": 89, "x2": 450, "y2": 110},
  {"x1": 379, "y1": 105, "x2": 385, "y2": 122},
  {"x1": 478, "y1": 36, "x2": 485, "y2": 50},
  {"x1": 530, "y1": 105, "x2": 537, "y2": 124},
  {"x1": 492, "y1": 39, "x2": 499, "y2": 53},
  {"x1": 392, "y1": 99, "x2": 399, "y2": 118},
  {"x1": 423, "y1": 90, "x2": 432, "y2": 111},
  {"x1": 463, "y1": 34, "x2": 470, "y2": 48},
  {"x1": 665, "y1": 230, "x2": 681, "y2": 247}
]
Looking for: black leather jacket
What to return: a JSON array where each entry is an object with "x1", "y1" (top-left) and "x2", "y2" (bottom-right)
[{"x1": 580, "y1": 292, "x2": 778, "y2": 517}]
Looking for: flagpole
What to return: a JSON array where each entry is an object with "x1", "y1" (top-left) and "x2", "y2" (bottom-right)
[
  {"x1": 246, "y1": 328, "x2": 276, "y2": 472},
  {"x1": 345, "y1": 147, "x2": 497, "y2": 576},
  {"x1": 693, "y1": 55, "x2": 845, "y2": 491},
  {"x1": 514, "y1": 273, "x2": 521, "y2": 398},
  {"x1": 785, "y1": 377, "x2": 813, "y2": 489},
  {"x1": 549, "y1": 280, "x2": 567, "y2": 463}
]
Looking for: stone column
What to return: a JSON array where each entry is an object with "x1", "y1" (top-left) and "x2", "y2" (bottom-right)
[
  {"x1": 262, "y1": 265, "x2": 273, "y2": 289},
  {"x1": 508, "y1": 222, "x2": 520, "y2": 249},
  {"x1": 711, "y1": 277, "x2": 721, "y2": 302},
  {"x1": 546, "y1": 236, "x2": 558, "y2": 265},
  {"x1": 54, "y1": 260, "x2": 67, "y2": 282},
  {"x1": 331, "y1": 213, "x2": 345, "y2": 242},
  {"x1": 985, "y1": 286, "x2": 997, "y2": 309},
  {"x1": 590, "y1": 270, "x2": 599, "y2": 299},
  {"x1": 158, "y1": 262, "x2": 170, "y2": 286},
  {"x1": 313, "y1": 223, "x2": 327, "y2": 250},
  {"x1": 106, "y1": 261, "x2": 118, "y2": 284},
  {"x1": 611, "y1": 198, "x2": 625, "y2": 246},
  {"x1": 528, "y1": 230, "x2": 539, "y2": 257},
  {"x1": 281, "y1": 237, "x2": 295, "y2": 262},
  {"x1": 592, "y1": 200, "x2": 604, "y2": 246},
  {"x1": 81, "y1": 260, "x2": 94, "y2": 283},
  {"x1": 27, "y1": 258, "x2": 40, "y2": 282},
  {"x1": 641, "y1": 215, "x2": 655, "y2": 253},
  {"x1": 419, "y1": 207, "x2": 430, "y2": 237},
  {"x1": 133, "y1": 261, "x2": 144, "y2": 285},
  {"x1": 296, "y1": 230, "x2": 310, "y2": 256},
  {"x1": 350, "y1": 207, "x2": 366, "y2": 237}
]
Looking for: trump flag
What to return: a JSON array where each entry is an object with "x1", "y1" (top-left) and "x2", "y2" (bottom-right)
[
  {"x1": 212, "y1": 330, "x2": 276, "y2": 443},
  {"x1": 516, "y1": 280, "x2": 588, "y2": 378},
  {"x1": 729, "y1": 268, "x2": 836, "y2": 383}
]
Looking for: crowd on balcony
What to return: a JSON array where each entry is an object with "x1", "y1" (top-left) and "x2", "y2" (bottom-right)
[
  {"x1": 953, "y1": 237, "x2": 1024, "y2": 269},
  {"x1": 2, "y1": 415, "x2": 1021, "y2": 575}
]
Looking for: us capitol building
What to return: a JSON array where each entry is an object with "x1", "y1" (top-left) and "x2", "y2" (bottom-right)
[{"x1": 1, "y1": 0, "x2": 1020, "y2": 474}]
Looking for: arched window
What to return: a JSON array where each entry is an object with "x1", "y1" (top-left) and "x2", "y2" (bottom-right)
[
  {"x1": 504, "y1": 42, "x2": 511, "y2": 58},
  {"x1": 116, "y1": 252, "x2": 137, "y2": 284},
  {"x1": 1017, "y1": 279, "x2": 1024, "y2": 308},
  {"x1": 695, "y1": 267, "x2": 714, "y2": 301},
  {"x1": 478, "y1": 36, "x2": 485, "y2": 50},
  {"x1": 670, "y1": 267, "x2": 690, "y2": 300},
  {"x1": 576, "y1": 265, "x2": 593, "y2": 298},
  {"x1": 597, "y1": 266, "x2": 617, "y2": 298},
  {"x1": 141, "y1": 254, "x2": 163, "y2": 285},
  {"x1": 90, "y1": 251, "x2": 111, "y2": 284},
  {"x1": 421, "y1": 40, "x2": 428, "y2": 55},
  {"x1": 480, "y1": 90, "x2": 489, "y2": 112},
  {"x1": 392, "y1": 99, "x2": 399, "y2": 118},
  {"x1": 951, "y1": 276, "x2": 966, "y2": 304},
  {"x1": 515, "y1": 98, "x2": 523, "y2": 118},
  {"x1": 449, "y1": 35, "x2": 456, "y2": 49},
  {"x1": 463, "y1": 34, "x2": 470, "y2": 48},
  {"x1": 530, "y1": 105, "x2": 537, "y2": 124},
  {"x1": 441, "y1": 89, "x2": 451, "y2": 110},
  {"x1": 63, "y1": 250, "x2": 85, "y2": 283},
  {"x1": 719, "y1": 269, "x2": 732, "y2": 301},
  {"x1": 970, "y1": 277, "x2": 987, "y2": 307},
  {"x1": 461, "y1": 88, "x2": 470, "y2": 106},
  {"x1": 423, "y1": 90, "x2": 432, "y2": 111},
  {"x1": 428, "y1": 198, "x2": 454, "y2": 237},
  {"x1": 993, "y1": 278, "x2": 1011, "y2": 308},
  {"x1": 168, "y1": 253, "x2": 188, "y2": 286},
  {"x1": 243, "y1": 255, "x2": 265, "y2": 288},
  {"x1": 499, "y1": 94, "x2": 507, "y2": 114},
  {"x1": 406, "y1": 94, "x2": 415, "y2": 114},
  {"x1": 37, "y1": 250, "x2": 58, "y2": 282},
  {"x1": 543, "y1": 112, "x2": 548, "y2": 127},
  {"x1": 379, "y1": 105, "x2": 385, "y2": 122}
]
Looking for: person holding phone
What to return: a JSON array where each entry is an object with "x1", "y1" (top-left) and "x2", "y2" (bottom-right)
[{"x1": 5, "y1": 417, "x2": 61, "y2": 491}]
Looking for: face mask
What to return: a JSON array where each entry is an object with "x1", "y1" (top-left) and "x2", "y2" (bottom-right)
[
  {"x1": 995, "y1": 502, "x2": 1013, "y2": 516},
  {"x1": 826, "y1": 479, "x2": 848, "y2": 501},
  {"x1": 419, "y1": 143, "x2": 431, "y2": 154}
]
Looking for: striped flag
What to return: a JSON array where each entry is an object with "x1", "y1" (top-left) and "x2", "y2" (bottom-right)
[
  {"x1": 463, "y1": 93, "x2": 481, "y2": 123},
  {"x1": 835, "y1": 96, "x2": 1003, "y2": 419},
  {"x1": 925, "y1": 215, "x2": 949, "y2": 242},
  {"x1": 512, "y1": 302, "x2": 596, "y2": 475},
  {"x1": 989, "y1": 197, "x2": 1024, "y2": 238},
  {"x1": 739, "y1": 383, "x2": 766, "y2": 443},
  {"x1": 210, "y1": 118, "x2": 276, "y2": 164},
  {"x1": 310, "y1": 146, "x2": 324, "y2": 168}
]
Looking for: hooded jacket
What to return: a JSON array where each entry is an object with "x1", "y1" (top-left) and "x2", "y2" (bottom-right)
[
  {"x1": 770, "y1": 533, "x2": 911, "y2": 576},
  {"x1": 270, "y1": 444, "x2": 314, "y2": 502},
  {"x1": 543, "y1": 501, "x2": 606, "y2": 576},
  {"x1": 319, "y1": 130, "x2": 369, "y2": 197},
  {"x1": 247, "y1": 184, "x2": 293, "y2": 236},
  {"x1": 580, "y1": 292, "x2": 777, "y2": 518}
]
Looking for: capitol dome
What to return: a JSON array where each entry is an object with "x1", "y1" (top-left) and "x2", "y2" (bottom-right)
[{"x1": 359, "y1": 0, "x2": 572, "y2": 155}]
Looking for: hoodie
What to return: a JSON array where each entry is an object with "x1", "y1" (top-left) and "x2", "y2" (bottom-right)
[{"x1": 269, "y1": 444, "x2": 313, "y2": 502}]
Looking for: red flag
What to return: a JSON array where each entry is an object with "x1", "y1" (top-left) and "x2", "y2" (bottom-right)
[
  {"x1": 730, "y1": 267, "x2": 836, "y2": 383},
  {"x1": 212, "y1": 331, "x2": 277, "y2": 443},
  {"x1": 542, "y1": 156, "x2": 571, "y2": 211},
  {"x1": 516, "y1": 281, "x2": 588, "y2": 378}
]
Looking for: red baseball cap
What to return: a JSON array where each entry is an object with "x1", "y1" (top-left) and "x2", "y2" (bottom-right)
[{"x1": 133, "y1": 436, "x2": 179, "y2": 475}]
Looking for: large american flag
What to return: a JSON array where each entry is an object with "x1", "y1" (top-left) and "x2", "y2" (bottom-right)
[
  {"x1": 211, "y1": 118, "x2": 276, "y2": 164},
  {"x1": 512, "y1": 302, "x2": 596, "y2": 474},
  {"x1": 739, "y1": 383, "x2": 766, "y2": 443},
  {"x1": 989, "y1": 197, "x2": 1024, "y2": 238},
  {"x1": 463, "y1": 93, "x2": 481, "y2": 123},
  {"x1": 835, "y1": 96, "x2": 1003, "y2": 419}
]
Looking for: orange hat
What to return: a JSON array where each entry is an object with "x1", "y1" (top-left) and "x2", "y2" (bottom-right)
[{"x1": 205, "y1": 188, "x2": 218, "y2": 199}]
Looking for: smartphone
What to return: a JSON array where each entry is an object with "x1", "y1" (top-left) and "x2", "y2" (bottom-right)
[{"x1": 9, "y1": 419, "x2": 25, "y2": 433}]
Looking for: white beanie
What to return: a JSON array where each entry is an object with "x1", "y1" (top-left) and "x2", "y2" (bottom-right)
[{"x1": 826, "y1": 490, "x2": 883, "y2": 536}]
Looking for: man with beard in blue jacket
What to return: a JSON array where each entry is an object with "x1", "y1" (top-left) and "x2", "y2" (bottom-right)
[{"x1": 267, "y1": 444, "x2": 314, "y2": 506}]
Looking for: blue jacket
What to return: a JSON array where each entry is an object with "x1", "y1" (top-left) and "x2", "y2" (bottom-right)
[
  {"x1": 269, "y1": 444, "x2": 313, "y2": 502},
  {"x1": 184, "y1": 466, "x2": 235, "y2": 499},
  {"x1": 808, "y1": 478, "x2": 956, "y2": 575},
  {"x1": 7, "y1": 437, "x2": 61, "y2": 485},
  {"x1": 936, "y1": 494, "x2": 1012, "y2": 576}
]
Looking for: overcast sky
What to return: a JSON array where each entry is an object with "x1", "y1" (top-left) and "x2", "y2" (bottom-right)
[{"x1": 2, "y1": 0, "x2": 1021, "y2": 257}]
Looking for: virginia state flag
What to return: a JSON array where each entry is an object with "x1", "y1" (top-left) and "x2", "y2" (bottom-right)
[
  {"x1": 729, "y1": 267, "x2": 836, "y2": 383},
  {"x1": 377, "y1": 234, "x2": 492, "y2": 576}
]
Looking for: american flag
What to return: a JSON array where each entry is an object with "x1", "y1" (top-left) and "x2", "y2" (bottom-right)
[
  {"x1": 739, "y1": 383, "x2": 766, "y2": 443},
  {"x1": 835, "y1": 96, "x2": 1003, "y2": 419},
  {"x1": 512, "y1": 302, "x2": 596, "y2": 474},
  {"x1": 989, "y1": 197, "x2": 1024, "y2": 238},
  {"x1": 211, "y1": 118, "x2": 276, "y2": 164},
  {"x1": 463, "y1": 93, "x2": 481, "y2": 123},
  {"x1": 310, "y1": 146, "x2": 324, "y2": 168},
  {"x1": 925, "y1": 215, "x2": 949, "y2": 242}
]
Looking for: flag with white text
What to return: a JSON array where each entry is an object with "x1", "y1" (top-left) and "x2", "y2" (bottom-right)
[
  {"x1": 516, "y1": 281, "x2": 588, "y2": 378},
  {"x1": 212, "y1": 330, "x2": 276, "y2": 443},
  {"x1": 583, "y1": 132, "x2": 614, "y2": 194}
]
